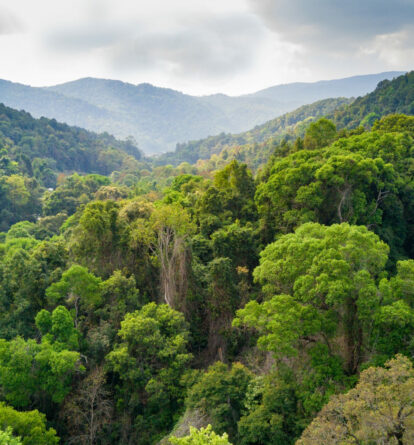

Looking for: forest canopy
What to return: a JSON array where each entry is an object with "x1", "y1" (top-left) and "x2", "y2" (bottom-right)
[{"x1": 0, "y1": 72, "x2": 414, "y2": 444}]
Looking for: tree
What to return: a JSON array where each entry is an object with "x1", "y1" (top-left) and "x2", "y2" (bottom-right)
[
  {"x1": 234, "y1": 223, "x2": 407, "y2": 375},
  {"x1": 46, "y1": 265, "x2": 102, "y2": 327},
  {"x1": 186, "y1": 362, "x2": 253, "y2": 441},
  {"x1": 150, "y1": 204, "x2": 195, "y2": 308},
  {"x1": 106, "y1": 303, "x2": 191, "y2": 441},
  {"x1": 0, "y1": 427, "x2": 22, "y2": 445},
  {"x1": 297, "y1": 355, "x2": 414, "y2": 445},
  {"x1": 205, "y1": 258, "x2": 239, "y2": 361},
  {"x1": 35, "y1": 305, "x2": 79, "y2": 350},
  {"x1": 0, "y1": 402, "x2": 59, "y2": 445},
  {"x1": 61, "y1": 367, "x2": 112, "y2": 445},
  {"x1": 68, "y1": 200, "x2": 126, "y2": 277},
  {"x1": 0, "y1": 335, "x2": 80, "y2": 409},
  {"x1": 303, "y1": 118, "x2": 337, "y2": 150},
  {"x1": 169, "y1": 425, "x2": 232, "y2": 445},
  {"x1": 237, "y1": 374, "x2": 299, "y2": 445}
]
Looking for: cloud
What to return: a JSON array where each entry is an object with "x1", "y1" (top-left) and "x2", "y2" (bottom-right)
[
  {"x1": 362, "y1": 25, "x2": 414, "y2": 67},
  {"x1": 45, "y1": 25, "x2": 128, "y2": 52},
  {"x1": 108, "y1": 15, "x2": 264, "y2": 79},
  {"x1": 248, "y1": 0, "x2": 414, "y2": 51},
  {"x1": 0, "y1": 7, "x2": 24, "y2": 35},
  {"x1": 45, "y1": 12, "x2": 265, "y2": 81}
]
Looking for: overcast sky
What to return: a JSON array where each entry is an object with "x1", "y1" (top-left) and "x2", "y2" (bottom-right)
[{"x1": 0, "y1": 0, "x2": 413, "y2": 95}]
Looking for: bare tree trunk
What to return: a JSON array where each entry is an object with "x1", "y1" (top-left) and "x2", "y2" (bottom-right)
[{"x1": 156, "y1": 226, "x2": 188, "y2": 310}]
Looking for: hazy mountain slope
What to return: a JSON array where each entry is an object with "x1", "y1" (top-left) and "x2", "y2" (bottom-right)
[
  {"x1": 0, "y1": 72, "x2": 404, "y2": 154},
  {"x1": 250, "y1": 72, "x2": 405, "y2": 104},
  {"x1": 154, "y1": 97, "x2": 353, "y2": 166},
  {"x1": 48, "y1": 78, "x2": 231, "y2": 153},
  {"x1": 0, "y1": 79, "x2": 112, "y2": 128}
]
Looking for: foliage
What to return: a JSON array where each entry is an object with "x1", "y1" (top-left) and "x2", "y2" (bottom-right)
[
  {"x1": 106, "y1": 303, "x2": 191, "y2": 442},
  {"x1": 297, "y1": 354, "x2": 414, "y2": 444},
  {"x1": 0, "y1": 402, "x2": 59, "y2": 444},
  {"x1": 169, "y1": 425, "x2": 232, "y2": 445},
  {"x1": 0, "y1": 427, "x2": 22, "y2": 445},
  {"x1": 186, "y1": 362, "x2": 253, "y2": 441},
  {"x1": 0, "y1": 103, "x2": 142, "y2": 182},
  {"x1": 0, "y1": 72, "x2": 414, "y2": 445},
  {"x1": 331, "y1": 71, "x2": 414, "y2": 129},
  {"x1": 235, "y1": 223, "x2": 407, "y2": 374}
]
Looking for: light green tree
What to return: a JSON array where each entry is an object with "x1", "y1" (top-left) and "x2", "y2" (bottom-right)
[
  {"x1": 46, "y1": 265, "x2": 102, "y2": 327},
  {"x1": 0, "y1": 402, "x2": 59, "y2": 444},
  {"x1": 0, "y1": 427, "x2": 22, "y2": 445},
  {"x1": 170, "y1": 425, "x2": 232, "y2": 445}
]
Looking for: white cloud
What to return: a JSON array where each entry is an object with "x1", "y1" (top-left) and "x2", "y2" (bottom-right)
[{"x1": 361, "y1": 26, "x2": 414, "y2": 67}]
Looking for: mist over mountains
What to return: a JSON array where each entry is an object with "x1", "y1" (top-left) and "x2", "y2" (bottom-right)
[{"x1": 0, "y1": 71, "x2": 404, "y2": 154}]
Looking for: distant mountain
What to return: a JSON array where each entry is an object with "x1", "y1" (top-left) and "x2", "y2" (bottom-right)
[
  {"x1": 249, "y1": 72, "x2": 406, "y2": 104},
  {"x1": 155, "y1": 71, "x2": 414, "y2": 171},
  {"x1": 0, "y1": 72, "x2": 404, "y2": 154}
]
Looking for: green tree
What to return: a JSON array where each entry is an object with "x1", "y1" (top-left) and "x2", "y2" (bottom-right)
[
  {"x1": 237, "y1": 374, "x2": 299, "y2": 445},
  {"x1": 0, "y1": 335, "x2": 80, "y2": 409},
  {"x1": 235, "y1": 223, "x2": 390, "y2": 374},
  {"x1": 0, "y1": 402, "x2": 58, "y2": 445},
  {"x1": 106, "y1": 303, "x2": 191, "y2": 442},
  {"x1": 169, "y1": 425, "x2": 232, "y2": 445},
  {"x1": 186, "y1": 362, "x2": 253, "y2": 441},
  {"x1": 35, "y1": 305, "x2": 79, "y2": 350},
  {"x1": 0, "y1": 427, "x2": 22, "y2": 445},
  {"x1": 46, "y1": 265, "x2": 102, "y2": 327},
  {"x1": 303, "y1": 118, "x2": 337, "y2": 150}
]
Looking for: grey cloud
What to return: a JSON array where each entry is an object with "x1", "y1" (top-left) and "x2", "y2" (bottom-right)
[
  {"x1": 110, "y1": 15, "x2": 263, "y2": 78},
  {"x1": 46, "y1": 25, "x2": 129, "y2": 52},
  {"x1": 248, "y1": 0, "x2": 414, "y2": 51},
  {"x1": 46, "y1": 13, "x2": 264, "y2": 80}
]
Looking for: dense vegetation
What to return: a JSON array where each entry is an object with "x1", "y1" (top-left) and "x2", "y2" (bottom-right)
[{"x1": 1, "y1": 72, "x2": 414, "y2": 444}]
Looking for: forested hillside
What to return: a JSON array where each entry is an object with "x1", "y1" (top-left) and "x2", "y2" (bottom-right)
[
  {"x1": 0, "y1": 103, "x2": 146, "y2": 230},
  {"x1": 1, "y1": 71, "x2": 414, "y2": 445},
  {"x1": 331, "y1": 70, "x2": 414, "y2": 128},
  {"x1": 155, "y1": 97, "x2": 353, "y2": 167},
  {"x1": 158, "y1": 71, "x2": 414, "y2": 174}
]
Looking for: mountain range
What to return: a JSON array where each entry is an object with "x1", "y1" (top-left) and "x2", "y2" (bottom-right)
[
  {"x1": 156, "y1": 71, "x2": 414, "y2": 170},
  {"x1": 0, "y1": 71, "x2": 405, "y2": 154}
]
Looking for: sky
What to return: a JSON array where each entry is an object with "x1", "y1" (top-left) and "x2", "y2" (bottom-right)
[{"x1": 0, "y1": 0, "x2": 413, "y2": 96}]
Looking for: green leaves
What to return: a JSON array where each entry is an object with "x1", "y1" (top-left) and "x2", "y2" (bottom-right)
[
  {"x1": 106, "y1": 303, "x2": 191, "y2": 438},
  {"x1": 238, "y1": 223, "x2": 393, "y2": 373},
  {"x1": 0, "y1": 402, "x2": 59, "y2": 445},
  {"x1": 169, "y1": 425, "x2": 232, "y2": 445},
  {"x1": 186, "y1": 362, "x2": 253, "y2": 440},
  {"x1": 234, "y1": 295, "x2": 321, "y2": 357},
  {"x1": 46, "y1": 264, "x2": 102, "y2": 308},
  {"x1": 0, "y1": 335, "x2": 80, "y2": 407}
]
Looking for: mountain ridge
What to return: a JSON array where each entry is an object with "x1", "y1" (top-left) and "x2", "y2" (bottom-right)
[{"x1": 0, "y1": 71, "x2": 405, "y2": 154}]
